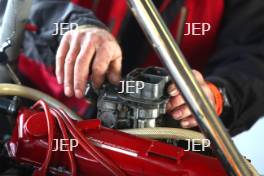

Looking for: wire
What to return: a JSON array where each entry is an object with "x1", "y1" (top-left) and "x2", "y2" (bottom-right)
[
  {"x1": 31, "y1": 101, "x2": 77, "y2": 176},
  {"x1": 0, "y1": 84, "x2": 259, "y2": 175},
  {"x1": 29, "y1": 100, "x2": 125, "y2": 176},
  {"x1": 56, "y1": 109, "x2": 126, "y2": 176},
  {"x1": 50, "y1": 108, "x2": 77, "y2": 176},
  {"x1": 31, "y1": 100, "x2": 55, "y2": 176}
]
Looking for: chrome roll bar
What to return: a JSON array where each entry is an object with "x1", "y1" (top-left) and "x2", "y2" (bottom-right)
[{"x1": 127, "y1": 0, "x2": 252, "y2": 175}]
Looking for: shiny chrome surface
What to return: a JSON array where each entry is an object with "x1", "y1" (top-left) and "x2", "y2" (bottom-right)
[{"x1": 127, "y1": 0, "x2": 252, "y2": 175}]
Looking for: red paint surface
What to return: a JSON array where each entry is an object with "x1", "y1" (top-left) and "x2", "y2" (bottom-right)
[{"x1": 6, "y1": 107, "x2": 227, "y2": 176}]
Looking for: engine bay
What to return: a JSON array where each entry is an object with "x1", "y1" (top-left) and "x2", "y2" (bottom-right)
[{"x1": 0, "y1": 0, "x2": 261, "y2": 175}]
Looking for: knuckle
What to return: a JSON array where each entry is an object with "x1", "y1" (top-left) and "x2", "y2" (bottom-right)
[
  {"x1": 171, "y1": 97, "x2": 179, "y2": 106},
  {"x1": 65, "y1": 57, "x2": 75, "y2": 65},
  {"x1": 172, "y1": 96, "x2": 183, "y2": 106},
  {"x1": 102, "y1": 48, "x2": 112, "y2": 59},
  {"x1": 178, "y1": 109, "x2": 184, "y2": 116},
  {"x1": 63, "y1": 31, "x2": 72, "y2": 39},
  {"x1": 182, "y1": 106, "x2": 190, "y2": 115},
  {"x1": 74, "y1": 32, "x2": 84, "y2": 40},
  {"x1": 67, "y1": 30, "x2": 76, "y2": 36},
  {"x1": 177, "y1": 96, "x2": 184, "y2": 105},
  {"x1": 92, "y1": 65, "x2": 104, "y2": 75},
  {"x1": 90, "y1": 33, "x2": 99, "y2": 43},
  {"x1": 67, "y1": 31, "x2": 83, "y2": 43},
  {"x1": 83, "y1": 34, "x2": 96, "y2": 47},
  {"x1": 63, "y1": 32, "x2": 74, "y2": 42},
  {"x1": 83, "y1": 31, "x2": 92, "y2": 39},
  {"x1": 56, "y1": 52, "x2": 64, "y2": 60},
  {"x1": 106, "y1": 41, "x2": 120, "y2": 58},
  {"x1": 191, "y1": 119, "x2": 198, "y2": 125}
]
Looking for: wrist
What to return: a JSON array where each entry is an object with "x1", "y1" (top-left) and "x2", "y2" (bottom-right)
[{"x1": 207, "y1": 82, "x2": 224, "y2": 116}]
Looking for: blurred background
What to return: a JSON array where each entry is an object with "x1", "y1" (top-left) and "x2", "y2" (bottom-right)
[{"x1": 233, "y1": 117, "x2": 264, "y2": 174}]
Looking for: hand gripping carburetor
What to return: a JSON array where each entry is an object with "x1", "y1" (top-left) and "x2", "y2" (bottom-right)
[
  {"x1": 86, "y1": 67, "x2": 170, "y2": 129},
  {"x1": 0, "y1": 38, "x2": 227, "y2": 176}
]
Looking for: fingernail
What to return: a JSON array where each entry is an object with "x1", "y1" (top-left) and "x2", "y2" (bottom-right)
[
  {"x1": 181, "y1": 121, "x2": 189, "y2": 127},
  {"x1": 168, "y1": 85, "x2": 177, "y2": 95},
  {"x1": 169, "y1": 90, "x2": 178, "y2": 96},
  {"x1": 173, "y1": 111, "x2": 182, "y2": 119},
  {"x1": 75, "y1": 89, "x2": 83, "y2": 99},
  {"x1": 65, "y1": 87, "x2": 72, "y2": 97}
]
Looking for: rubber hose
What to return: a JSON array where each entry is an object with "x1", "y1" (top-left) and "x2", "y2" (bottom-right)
[
  {"x1": 0, "y1": 83, "x2": 81, "y2": 120},
  {"x1": 121, "y1": 127, "x2": 207, "y2": 145}
]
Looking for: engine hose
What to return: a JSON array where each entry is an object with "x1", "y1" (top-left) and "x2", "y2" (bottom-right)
[
  {"x1": 50, "y1": 109, "x2": 77, "y2": 176},
  {"x1": 121, "y1": 127, "x2": 207, "y2": 144},
  {"x1": 32, "y1": 101, "x2": 55, "y2": 176},
  {"x1": 0, "y1": 83, "x2": 81, "y2": 120},
  {"x1": 0, "y1": 83, "x2": 259, "y2": 175}
]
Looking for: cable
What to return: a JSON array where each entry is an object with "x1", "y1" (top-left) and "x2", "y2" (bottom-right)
[
  {"x1": 0, "y1": 84, "x2": 126, "y2": 175},
  {"x1": 50, "y1": 109, "x2": 77, "y2": 176},
  {"x1": 29, "y1": 100, "x2": 126, "y2": 176},
  {"x1": 56, "y1": 109, "x2": 126, "y2": 176},
  {"x1": 31, "y1": 100, "x2": 55, "y2": 176}
]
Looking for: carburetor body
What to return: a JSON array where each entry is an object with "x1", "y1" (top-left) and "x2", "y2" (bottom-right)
[{"x1": 86, "y1": 67, "x2": 171, "y2": 129}]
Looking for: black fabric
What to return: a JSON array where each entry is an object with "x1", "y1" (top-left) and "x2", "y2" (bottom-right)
[
  {"x1": 205, "y1": 0, "x2": 264, "y2": 136},
  {"x1": 119, "y1": 0, "x2": 183, "y2": 75},
  {"x1": 23, "y1": 0, "x2": 106, "y2": 67}
]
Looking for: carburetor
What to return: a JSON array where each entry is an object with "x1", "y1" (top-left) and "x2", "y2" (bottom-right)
[{"x1": 86, "y1": 67, "x2": 171, "y2": 129}]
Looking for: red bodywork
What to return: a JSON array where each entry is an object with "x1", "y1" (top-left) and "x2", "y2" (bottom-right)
[{"x1": 6, "y1": 108, "x2": 227, "y2": 176}]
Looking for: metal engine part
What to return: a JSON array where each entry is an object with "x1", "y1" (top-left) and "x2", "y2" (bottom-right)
[
  {"x1": 86, "y1": 67, "x2": 171, "y2": 129},
  {"x1": 4, "y1": 105, "x2": 227, "y2": 176}
]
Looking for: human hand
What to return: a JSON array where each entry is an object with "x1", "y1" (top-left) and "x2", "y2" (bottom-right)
[
  {"x1": 166, "y1": 70, "x2": 216, "y2": 128},
  {"x1": 55, "y1": 27, "x2": 122, "y2": 98}
]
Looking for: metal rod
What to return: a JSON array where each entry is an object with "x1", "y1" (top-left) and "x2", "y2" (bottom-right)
[{"x1": 127, "y1": 0, "x2": 252, "y2": 175}]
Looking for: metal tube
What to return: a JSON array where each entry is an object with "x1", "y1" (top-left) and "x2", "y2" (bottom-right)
[{"x1": 127, "y1": 0, "x2": 252, "y2": 175}]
